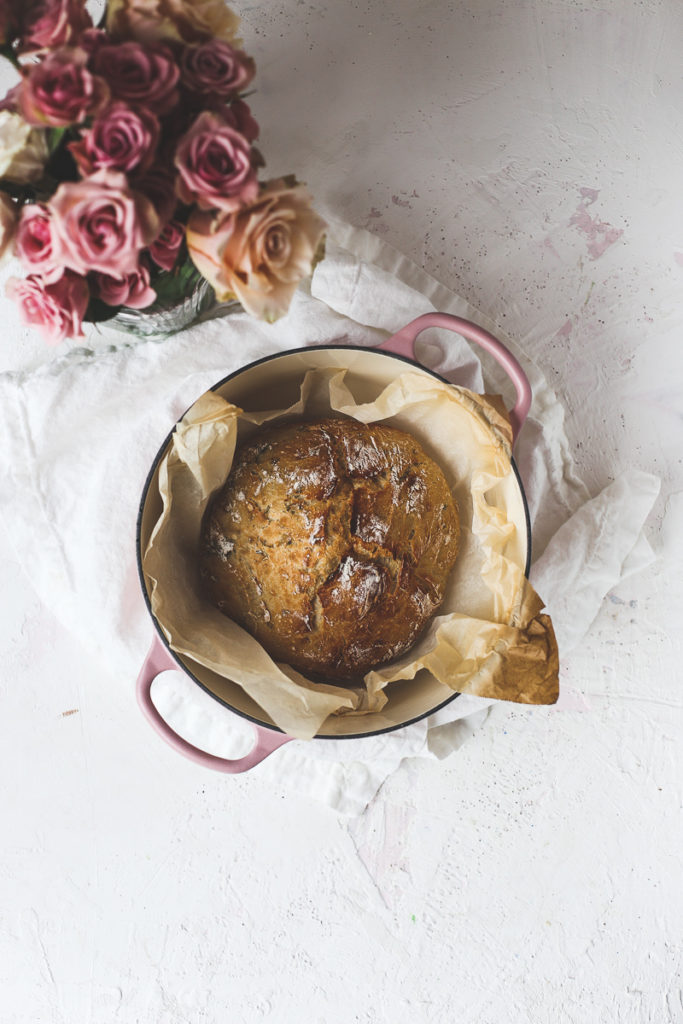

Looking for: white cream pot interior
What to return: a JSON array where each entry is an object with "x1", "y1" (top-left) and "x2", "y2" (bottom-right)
[{"x1": 137, "y1": 338, "x2": 531, "y2": 744}]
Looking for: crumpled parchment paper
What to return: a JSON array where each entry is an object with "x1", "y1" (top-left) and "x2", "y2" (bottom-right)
[{"x1": 142, "y1": 366, "x2": 559, "y2": 739}]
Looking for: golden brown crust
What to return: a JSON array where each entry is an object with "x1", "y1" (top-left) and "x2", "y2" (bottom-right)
[{"x1": 200, "y1": 417, "x2": 460, "y2": 681}]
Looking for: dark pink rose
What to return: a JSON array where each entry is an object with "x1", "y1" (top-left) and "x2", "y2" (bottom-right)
[
  {"x1": 76, "y1": 27, "x2": 108, "y2": 55},
  {"x1": 0, "y1": 2, "x2": 20, "y2": 46},
  {"x1": 180, "y1": 40, "x2": 255, "y2": 98},
  {"x1": 18, "y1": 46, "x2": 109, "y2": 127},
  {"x1": 224, "y1": 98, "x2": 259, "y2": 144},
  {"x1": 6, "y1": 270, "x2": 89, "y2": 344},
  {"x1": 48, "y1": 168, "x2": 160, "y2": 277},
  {"x1": 174, "y1": 109, "x2": 258, "y2": 212},
  {"x1": 93, "y1": 262, "x2": 156, "y2": 308},
  {"x1": 14, "y1": 203, "x2": 64, "y2": 282},
  {"x1": 20, "y1": 0, "x2": 92, "y2": 53},
  {"x1": 132, "y1": 164, "x2": 177, "y2": 226},
  {"x1": 69, "y1": 102, "x2": 160, "y2": 175},
  {"x1": 148, "y1": 218, "x2": 183, "y2": 271},
  {"x1": 91, "y1": 40, "x2": 180, "y2": 115}
]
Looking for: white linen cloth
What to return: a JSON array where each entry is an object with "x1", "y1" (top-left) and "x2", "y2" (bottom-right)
[{"x1": 0, "y1": 217, "x2": 660, "y2": 814}]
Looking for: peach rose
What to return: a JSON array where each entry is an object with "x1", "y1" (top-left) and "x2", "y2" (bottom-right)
[
  {"x1": 107, "y1": 0, "x2": 241, "y2": 46},
  {"x1": 0, "y1": 191, "x2": 17, "y2": 264},
  {"x1": 48, "y1": 168, "x2": 160, "y2": 277},
  {"x1": 187, "y1": 179, "x2": 326, "y2": 321}
]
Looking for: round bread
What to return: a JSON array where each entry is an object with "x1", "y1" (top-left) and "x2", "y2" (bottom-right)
[{"x1": 200, "y1": 417, "x2": 460, "y2": 682}]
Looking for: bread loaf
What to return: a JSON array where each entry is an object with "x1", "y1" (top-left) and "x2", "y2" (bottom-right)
[{"x1": 200, "y1": 417, "x2": 460, "y2": 682}]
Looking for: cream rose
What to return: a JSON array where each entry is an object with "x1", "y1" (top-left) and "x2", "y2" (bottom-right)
[
  {"x1": 0, "y1": 111, "x2": 49, "y2": 184},
  {"x1": 187, "y1": 179, "x2": 326, "y2": 322},
  {"x1": 107, "y1": 0, "x2": 241, "y2": 46}
]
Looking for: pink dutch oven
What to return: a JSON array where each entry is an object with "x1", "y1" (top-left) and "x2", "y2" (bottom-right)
[{"x1": 136, "y1": 313, "x2": 532, "y2": 772}]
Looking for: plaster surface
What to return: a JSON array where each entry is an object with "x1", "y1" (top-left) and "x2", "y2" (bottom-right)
[{"x1": 1, "y1": 3, "x2": 682, "y2": 1022}]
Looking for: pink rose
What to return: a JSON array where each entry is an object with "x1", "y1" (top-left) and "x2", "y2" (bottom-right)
[
  {"x1": 14, "y1": 203, "x2": 64, "y2": 282},
  {"x1": 6, "y1": 271, "x2": 89, "y2": 344},
  {"x1": 174, "y1": 109, "x2": 258, "y2": 212},
  {"x1": 91, "y1": 40, "x2": 180, "y2": 116},
  {"x1": 187, "y1": 179, "x2": 326, "y2": 321},
  {"x1": 18, "y1": 46, "x2": 109, "y2": 127},
  {"x1": 93, "y1": 263, "x2": 156, "y2": 308},
  {"x1": 69, "y1": 102, "x2": 160, "y2": 175},
  {"x1": 20, "y1": 0, "x2": 92, "y2": 53},
  {"x1": 148, "y1": 218, "x2": 183, "y2": 271},
  {"x1": 180, "y1": 40, "x2": 255, "y2": 98},
  {"x1": 48, "y1": 168, "x2": 160, "y2": 277}
]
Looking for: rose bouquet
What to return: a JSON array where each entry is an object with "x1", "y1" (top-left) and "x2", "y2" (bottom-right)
[{"x1": 0, "y1": 0, "x2": 326, "y2": 343}]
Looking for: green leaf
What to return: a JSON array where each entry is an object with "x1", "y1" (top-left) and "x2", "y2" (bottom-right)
[
  {"x1": 147, "y1": 258, "x2": 204, "y2": 309},
  {"x1": 0, "y1": 44, "x2": 22, "y2": 74},
  {"x1": 84, "y1": 297, "x2": 119, "y2": 324},
  {"x1": 0, "y1": 179, "x2": 35, "y2": 204},
  {"x1": 47, "y1": 127, "x2": 69, "y2": 154},
  {"x1": 311, "y1": 234, "x2": 326, "y2": 271},
  {"x1": 45, "y1": 133, "x2": 79, "y2": 184}
]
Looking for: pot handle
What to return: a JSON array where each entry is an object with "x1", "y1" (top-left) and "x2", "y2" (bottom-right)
[
  {"x1": 378, "y1": 312, "x2": 532, "y2": 443},
  {"x1": 136, "y1": 634, "x2": 293, "y2": 773}
]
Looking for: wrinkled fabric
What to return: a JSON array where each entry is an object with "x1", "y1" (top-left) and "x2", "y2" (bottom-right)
[{"x1": 0, "y1": 215, "x2": 659, "y2": 814}]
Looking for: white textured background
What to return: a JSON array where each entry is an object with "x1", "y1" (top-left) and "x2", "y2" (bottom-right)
[{"x1": 1, "y1": 2, "x2": 682, "y2": 1022}]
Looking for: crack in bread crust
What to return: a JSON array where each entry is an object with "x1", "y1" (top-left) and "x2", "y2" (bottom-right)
[{"x1": 200, "y1": 417, "x2": 460, "y2": 682}]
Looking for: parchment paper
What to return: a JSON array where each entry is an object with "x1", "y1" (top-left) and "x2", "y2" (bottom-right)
[{"x1": 142, "y1": 367, "x2": 559, "y2": 739}]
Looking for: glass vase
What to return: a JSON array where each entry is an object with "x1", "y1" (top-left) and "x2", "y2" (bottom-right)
[{"x1": 109, "y1": 276, "x2": 229, "y2": 339}]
